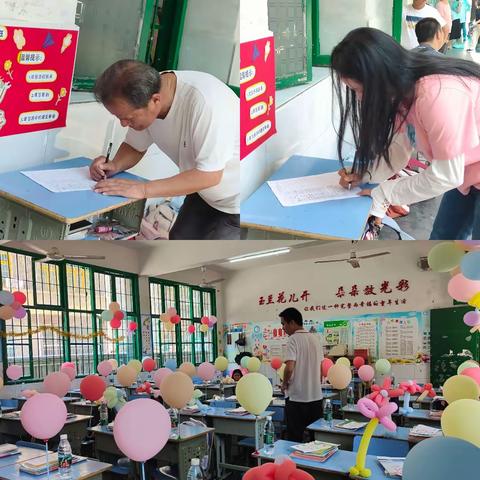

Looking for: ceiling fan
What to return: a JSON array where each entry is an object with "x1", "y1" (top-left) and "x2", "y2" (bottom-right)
[
  {"x1": 314, "y1": 250, "x2": 391, "y2": 269},
  {"x1": 199, "y1": 266, "x2": 225, "y2": 287},
  {"x1": 27, "y1": 245, "x2": 106, "y2": 263}
]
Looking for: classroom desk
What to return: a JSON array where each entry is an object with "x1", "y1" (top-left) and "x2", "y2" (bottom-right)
[
  {"x1": 255, "y1": 440, "x2": 390, "y2": 480},
  {"x1": 15, "y1": 396, "x2": 75, "y2": 411},
  {"x1": 0, "y1": 413, "x2": 92, "y2": 454},
  {"x1": 67, "y1": 389, "x2": 83, "y2": 399},
  {"x1": 0, "y1": 446, "x2": 47, "y2": 468},
  {"x1": 0, "y1": 157, "x2": 147, "y2": 240},
  {"x1": 340, "y1": 405, "x2": 367, "y2": 423},
  {"x1": 89, "y1": 424, "x2": 213, "y2": 480},
  {"x1": 307, "y1": 419, "x2": 411, "y2": 451},
  {"x1": 68, "y1": 401, "x2": 99, "y2": 416},
  {"x1": 241, "y1": 155, "x2": 373, "y2": 240},
  {"x1": 399, "y1": 395, "x2": 433, "y2": 409},
  {"x1": 402, "y1": 409, "x2": 442, "y2": 428},
  {"x1": 196, "y1": 384, "x2": 236, "y2": 400}
]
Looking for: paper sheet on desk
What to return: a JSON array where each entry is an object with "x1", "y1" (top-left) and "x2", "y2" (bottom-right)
[
  {"x1": 21, "y1": 166, "x2": 96, "y2": 193},
  {"x1": 267, "y1": 171, "x2": 361, "y2": 207}
]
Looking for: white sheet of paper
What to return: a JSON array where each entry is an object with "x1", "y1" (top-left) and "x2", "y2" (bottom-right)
[
  {"x1": 267, "y1": 171, "x2": 361, "y2": 207},
  {"x1": 21, "y1": 166, "x2": 96, "y2": 193}
]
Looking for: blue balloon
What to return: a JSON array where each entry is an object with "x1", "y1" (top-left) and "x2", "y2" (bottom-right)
[
  {"x1": 461, "y1": 251, "x2": 480, "y2": 281},
  {"x1": 404, "y1": 436, "x2": 480, "y2": 480},
  {"x1": 164, "y1": 359, "x2": 177, "y2": 371}
]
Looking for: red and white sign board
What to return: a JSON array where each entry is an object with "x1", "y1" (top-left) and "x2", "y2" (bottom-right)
[{"x1": 0, "y1": 23, "x2": 78, "y2": 137}]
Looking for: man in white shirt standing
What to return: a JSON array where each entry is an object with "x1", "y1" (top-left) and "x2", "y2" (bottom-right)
[
  {"x1": 280, "y1": 308, "x2": 324, "y2": 442},
  {"x1": 402, "y1": 0, "x2": 448, "y2": 49},
  {"x1": 90, "y1": 60, "x2": 239, "y2": 240}
]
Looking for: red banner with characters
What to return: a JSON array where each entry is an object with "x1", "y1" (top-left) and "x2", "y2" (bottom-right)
[
  {"x1": 240, "y1": 36, "x2": 276, "y2": 160},
  {"x1": 0, "y1": 23, "x2": 78, "y2": 137}
]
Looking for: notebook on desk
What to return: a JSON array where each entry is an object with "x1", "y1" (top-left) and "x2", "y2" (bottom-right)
[
  {"x1": 335, "y1": 420, "x2": 368, "y2": 431},
  {"x1": 290, "y1": 441, "x2": 339, "y2": 463},
  {"x1": 377, "y1": 457, "x2": 404, "y2": 478},
  {"x1": 0, "y1": 444, "x2": 19, "y2": 458},
  {"x1": 20, "y1": 454, "x2": 87, "y2": 475},
  {"x1": 225, "y1": 407, "x2": 249, "y2": 416}
]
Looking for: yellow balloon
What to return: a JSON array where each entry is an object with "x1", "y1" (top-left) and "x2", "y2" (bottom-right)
[
  {"x1": 458, "y1": 360, "x2": 479, "y2": 375},
  {"x1": 108, "y1": 359, "x2": 118, "y2": 371},
  {"x1": 336, "y1": 357, "x2": 351, "y2": 367},
  {"x1": 117, "y1": 365, "x2": 137, "y2": 387},
  {"x1": 442, "y1": 399, "x2": 480, "y2": 447},
  {"x1": 160, "y1": 313, "x2": 169, "y2": 323},
  {"x1": 327, "y1": 364, "x2": 352, "y2": 390},
  {"x1": 236, "y1": 373, "x2": 273, "y2": 415},
  {"x1": 214, "y1": 356, "x2": 228, "y2": 372},
  {"x1": 278, "y1": 364, "x2": 286, "y2": 381},
  {"x1": 247, "y1": 357, "x2": 261, "y2": 372},
  {"x1": 127, "y1": 359, "x2": 142, "y2": 374},
  {"x1": 200, "y1": 324, "x2": 209, "y2": 333},
  {"x1": 160, "y1": 372, "x2": 194, "y2": 409},
  {"x1": 443, "y1": 375, "x2": 480, "y2": 404},
  {"x1": 179, "y1": 362, "x2": 196, "y2": 378}
]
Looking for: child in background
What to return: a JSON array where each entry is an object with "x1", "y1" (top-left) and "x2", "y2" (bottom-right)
[{"x1": 231, "y1": 369, "x2": 243, "y2": 382}]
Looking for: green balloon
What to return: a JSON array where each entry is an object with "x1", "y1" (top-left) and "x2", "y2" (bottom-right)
[
  {"x1": 458, "y1": 360, "x2": 479, "y2": 375},
  {"x1": 101, "y1": 310, "x2": 114, "y2": 322},
  {"x1": 428, "y1": 242, "x2": 465, "y2": 272},
  {"x1": 375, "y1": 358, "x2": 391, "y2": 374},
  {"x1": 240, "y1": 357, "x2": 250, "y2": 368}
]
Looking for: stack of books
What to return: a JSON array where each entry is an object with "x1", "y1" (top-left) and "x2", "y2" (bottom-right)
[
  {"x1": 290, "y1": 441, "x2": 339, "y2": 462},
  {"x1": 19, "y1": 454, "x2": 86, "y2": 475},
  {"x1": 225, "y1": 407, "x2": 250, "y2": 416},
  {"x1": 0, "y1": 444, "x2": 19, "y2": 458},
  {"x1": 335, "y1": 419, "x2": 368, "y2": 431},
  {"x1": 377, "y1": 456, "x2": 405, "y2": 478},
  {"x1": 409, "y1": 424, "x2": 442, "y2": 438}
]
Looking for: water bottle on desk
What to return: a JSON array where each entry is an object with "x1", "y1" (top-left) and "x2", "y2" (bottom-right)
[
  {"x1": 99, "y1": 401, "x2": 108, "y2": 426},
  {"x1": 57, "y1": 434, "x2": 73, "y2": 479},
  {"x1": 263, "y1": 416, "x2": 275, "y2": 454},
  {"x1": 347, "y1": 387, "x2": 355, "y2": 406},
  {"x1": 187, "y1": 458, "x2": 203, "y2": 479},
  {"x1": 324, "y1": 399, "x2": 333, "y2": 428},
  {"x1": 169, "y1": 408, "x2": 179, "y2": 430}
]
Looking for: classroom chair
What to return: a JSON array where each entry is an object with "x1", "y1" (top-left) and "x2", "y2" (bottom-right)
[
  {"x1": 16, "y1": 440, "x2": 45, "y2": 450},
  {"x1": 210, "y1": 400, "x2": 236, "y2": 408},
  {"x1": 352, "y1": 436, "x2": 409, "y2": 457}
]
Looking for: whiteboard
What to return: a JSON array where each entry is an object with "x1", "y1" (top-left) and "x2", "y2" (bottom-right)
[{"x1": 0, "y1": 0, "x2": 77, "y2": 25}]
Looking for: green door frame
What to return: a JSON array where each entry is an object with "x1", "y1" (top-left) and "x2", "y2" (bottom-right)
[{"x1": 312, "y1": 0, "x2": 403, "y2": 66}]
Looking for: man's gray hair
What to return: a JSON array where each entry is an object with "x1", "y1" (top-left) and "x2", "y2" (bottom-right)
[{"x1": 94, "y1": 59, "x2": 161, "y2": 108}]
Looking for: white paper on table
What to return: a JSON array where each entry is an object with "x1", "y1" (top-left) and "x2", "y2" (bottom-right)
[
  {"x1": 21, "y1": 166, "x2": 97, "y2": 193},
  {"x1": 267, "y1": 171, "x2": 361, "y2": 207}
]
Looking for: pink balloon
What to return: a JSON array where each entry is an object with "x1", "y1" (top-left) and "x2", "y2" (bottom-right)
[
  {"x1": 353, "y1": 356, "x2": 365, "y2": 369},
  {"x1": 20, "y1": 393, "x2": 67, "y2": 440},
  {"x1": 128, "y1": 321, "x2": 138, "y2": 332},
  {"x1": 6, "y1": 364, "x2": 23, "y2": 381},
  {"x1": 13, "y1": 307, "x2": 26, "y2": 319},
  {"x1": 464, "y1": 310, "x2": 480, "y2": 327},
  {"x1": 61, "y1": 366, "x2": 76, "y2": 381},
  {"x1": 43, "y1": 372, "x2": 71, "y2": 398},
  {"x1": 321, "y1": 358, "x2": 334, "y2": 377},
  {"x1": 153, "y1": 368, "x2": 173, "y2": 388},
  {"x1": 113, "y1": 398, "x2": 171, "y2": 462},
  {"x1": 461, "y1": 367, "x2": 480, "y2": 386},
  {"x1": 10, "y1": 301, "x2": 21, "y2": 310},
  {"x1": 358, "y1": 364, "x2": 375, "y2": 382},
  {"x1": 455, "y1": 241, "x2": 480, "y2": 251},
  {"x1": 209, "y1": 316, "x2": 218, "y2": 324},
  {"x1": 166, "y1": 307, "x2": 177, "y2": 317},
  {"x1": 110, "y1": 318, "x2": 121, "y2": 329},
  {"x1": 197, "y1": 362, "x2": 216, "y2": 381},
  {"x1": 448, "y1": 274, "x2": 480, "y2": 302},
  {"x1": 170, "y1": 314, "x2": 181, "y2": 325},
  {"x1": 61, "y1": 362, "x2": 75, "y2": 370},
  {"x1": 97, "y1": 360, "x2": 113, "y2": 377},
  {"x1": 187, "y1": 325, "x2": 195, "y2": 334},
  {"x1": 201, "y1": 316, "x2": 210, "y2": 325}
]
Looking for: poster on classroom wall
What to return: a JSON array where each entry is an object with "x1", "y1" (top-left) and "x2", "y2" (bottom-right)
[
  {"x1": 0, "y1": 23, "x2": 78, "y2": 137},
  {"x1": 240, "y1": 35, "x2": 276, "y2": 159}
]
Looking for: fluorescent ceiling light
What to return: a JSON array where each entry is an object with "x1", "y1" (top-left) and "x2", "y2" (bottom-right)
[{"x1": 228, "y1": 248, "x2": 291, "y2": 263}]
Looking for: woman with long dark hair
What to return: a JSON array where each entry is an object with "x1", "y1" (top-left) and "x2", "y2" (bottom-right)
[{"x1": 332, "y1": 27, "x2": 480, "y2": 239}]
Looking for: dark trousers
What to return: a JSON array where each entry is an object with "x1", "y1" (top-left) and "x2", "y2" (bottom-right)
[
  {"x1": 285, "y1": 398, "x2": 323, "y2": 442},
  {"x1": 169, "y1": 193, "x2": 240, "y2": 240}
]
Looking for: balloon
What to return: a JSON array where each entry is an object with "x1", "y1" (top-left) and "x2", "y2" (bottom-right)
[
  {"x1": 458, "y1": 360, "x2": 479, "y2": 374},
  {"x1": 160, "y1": 372, "x2": 194, "y2": 409},
  {"x1": 271, "y1": 357, "x2": 283, "y2": 370},
  {"x1": 461, "y1": 367, "x2": 480, "y2": 387},
  {"x1": 6, "y1": 364, "x2": 23, "y2": 381},
  {"x1": 109, "y1": 302, "x2": 120, "y2": 312},
  {"x1": 187, "y1": 325, "x2": 195, "y2": 334},
  {"x1": 165, "y1": 359, "x2": 177, "y2": 371},
  {"x1": 12, "y1": 291, "x2": 26, "y2": 305},
  {"x1": 336, "y1": 357, "x2": 351, "y2": 367},
  {"x1": 448, "y1": 274, "x2": 480, "y2": 302},
  {"x1": 127, "y1": 359, "x2": 142, "y2": 374},
  {"x1": 214, "y1": 356, "x2": 228, "y2": 372},
  {"x1": 11, "y1": 301, "x2": 21, "y2": 310},
  {"x1": 375, "y1": 359, "x2": 391, "y2": 374},
  {"x1": 428, "y1": 242, "x2": 465, "y2": 272},
  {"x1": 403, "y1": 436, "x2": 480, "y2": 480},
  {"x1": 117, "y1": 365, "x2": 137, "y2": 387},
  {"x1": 166, "y1": 307, "x2": 177, "y2": 317},
  {"x1": 20, "y1": 393, "x2": 67, "y2": 440},
  {"x1": 199, "y1": 324, "x2": 208, "y2": 333},
  {"x1": 142, "y1": 357, "x2": 156, "y2": 373},
  {"x1": 160, "y1": 313, "x2": 169, "y2": 323},
  {"x1": 244, "y1": 456, "x2": 315, "y2": 480},
  {"x1": 358, "y1": 365, "x2": 375, "y2": 382},
  {"x1": 443, "y1": 375, "x2": 479, "y2": 404},
  {"x1": 108, "y1": 359, "x2": 119, "y2": 371},
  {"x1": 327, "y1": 364, "x2": 352, "y2": 390},
  {"x1": 247, "y1": 357, "x2": 261, "y2": 372},
  {"x1": 97, "y1": 360, "x2": 113, "y2": 377},
  {"x1": 201, "y1": 316, "x2": 210, "y2": 325},
  {"x1": 179, "y1": 362, "x2": 196, "y2": 378},
  {"x1": 0, "y1": 305, "x2": 14, "y2": 320},
  {"x1": 236, "y1": 373, "x2": 273, "y2": 415},
  {"x1": 128, "y1": 321, "x2": 138, "y2": 332},
  {"x1": 321, "y1": 358, "x2": 334, "y2": 377},
  {"x1": 241, "y1": 356, "x2": 250, "y2": 369},
  {"x1": 441, "y1": 398, "x2": 480, "y2": 447},
  {"x1": 110, "y1": 318, "x2": 121, "y2": 329},
  {"x1": 0, "y1": 290, "x2": 14, "y2": 305},
  {"x1": 113, "y1": 310, "x2": 125, "y2": 321},
  {"x1": 197, "y1": 362, "x2": 216, "y2": 381},
  {"x1": 61, "y1": 366, "x2": 76, "y2": 381},
  {"x1": 12, "y1": 307, "x2": 26, "y2": 319},
  {"x1": 101, "y1": 310, "x2": 114, "y2": 322},
  {"x1": 353, "y1": 356, "x2": 365, "y2": 369},
  {"x1": 209, "y1": 316, "x2": 218, "y2": 324},
  {"x1": 113, "y1": 398, "x2": 171, "y2": 462},
  {"x1": 80, "y1": 375, "x2": 106, "y2": 402},
  {"x1": 456, "y1": 240, "x2": 480, "y2": 251},
  {"x1": 461, "y1": 251, "x2": 480, "y2": 281},
  {"x1": 464, "y1": 310, "x2": 480, "y2": 327},
  {"x1": 170, "y1": 315, "x2": 181, "y2": 325},
  {"x1": 43, "y1": 372, "x2": 71, "y2": 398},
  {"x1": 61, "y1": 362, "x2": 75, "y2": 370},
  {"x1": 153, "y1": 368, "x2": 173, "y2": 388}
]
